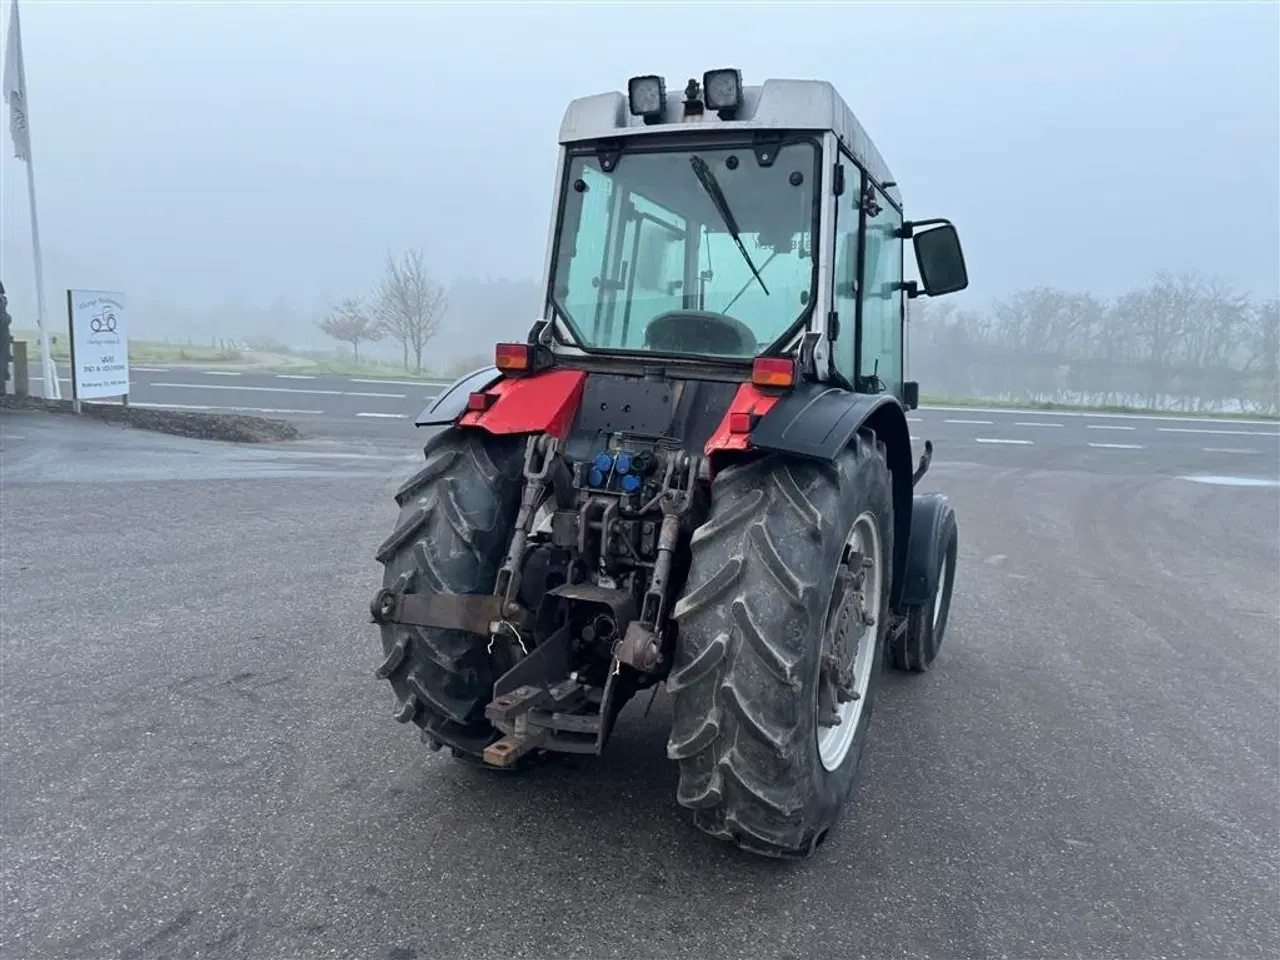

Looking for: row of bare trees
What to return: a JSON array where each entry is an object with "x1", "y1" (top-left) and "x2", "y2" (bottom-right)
[
  {"x1": 909, "y1": 272, "x2": 1278, "y2": 414},
  {"x1": 318, "y1": 249, "x2": 447, "y2": 371}
]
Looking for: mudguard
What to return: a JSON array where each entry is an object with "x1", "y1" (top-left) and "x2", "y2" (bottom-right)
[
  {"x1": 414, "y1": 366, "x2": 503, "y2": 426},
  {"x1": 897, "y1": 492, "x2": 958, "y2": 608},
  {"x1": 742, "y1": 382, "x2": 916, "y2": 606},
  {"x1": 458, "y1": 369, "x2": 587, "y2": 440}
]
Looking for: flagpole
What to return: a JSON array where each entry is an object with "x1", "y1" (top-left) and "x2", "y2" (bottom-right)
[
  {"x1": 5, "y1": 0, "x2": 58, "y2": 399},
  {"x1": 22, "y1": 111, "x2": 57, "y2": 399}
]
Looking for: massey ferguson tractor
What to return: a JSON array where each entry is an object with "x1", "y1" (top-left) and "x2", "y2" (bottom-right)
[{"x1": 371, "y1": 71, "x2": 968, "y2": 859}]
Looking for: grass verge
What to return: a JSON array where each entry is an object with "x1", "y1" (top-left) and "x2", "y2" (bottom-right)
[
  {"x1": 12, "y1": 330, "x2": 244, "y2": 365},
  {"x1": 919, "y1": 395, "x2": 1279, "y2": 420}
]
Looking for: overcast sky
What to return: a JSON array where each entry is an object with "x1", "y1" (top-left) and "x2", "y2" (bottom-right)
[{"x1": 1, "y1": 0, "x2": 1277, "y2": 335}]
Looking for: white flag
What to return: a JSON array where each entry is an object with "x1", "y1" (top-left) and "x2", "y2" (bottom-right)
[{"x1": 4, "y1": 0, "x2": 30, "y2": 162}]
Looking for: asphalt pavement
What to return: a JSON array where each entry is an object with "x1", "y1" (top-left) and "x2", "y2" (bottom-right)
[{"x1": 2, "y1": 373, "x2": 1278, "y2": 959}]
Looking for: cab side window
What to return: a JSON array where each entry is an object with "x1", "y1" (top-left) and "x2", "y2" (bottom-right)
[
  {"x1": 858, "y1": 183, "x2": 903, "y2": 396},
  {"x1": 831, "y1": 161, "x2": 861, "y2": 385}
]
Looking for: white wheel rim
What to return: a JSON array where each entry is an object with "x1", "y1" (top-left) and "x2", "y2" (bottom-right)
[
  {"x1": 817, "y1": 511, "x2": 883, "y2": 772},
  {"x1": 933, "y1": 553, "x2": 949, "y2": 631}
]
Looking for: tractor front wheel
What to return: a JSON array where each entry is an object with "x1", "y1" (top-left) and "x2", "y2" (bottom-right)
[{"x1": 665, "y1": 429, "x2": 894, "y2": 858}]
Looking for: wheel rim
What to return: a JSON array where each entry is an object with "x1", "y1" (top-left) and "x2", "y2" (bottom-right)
[
  {"x1": 933, "y1": 553, "x2": 949, "y2": 631},
  {"x1": 816, "y1": 511, "x2": 884, "y2": 772}
]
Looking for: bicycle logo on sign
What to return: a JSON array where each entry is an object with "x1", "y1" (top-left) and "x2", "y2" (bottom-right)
[{"x1": 90, "y1": 308, "x2": 118, "y2": 335}]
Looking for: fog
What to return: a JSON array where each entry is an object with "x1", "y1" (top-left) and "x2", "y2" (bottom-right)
[{"x1": 1, "y1": 1, "x2": 1277, "y2": 405}]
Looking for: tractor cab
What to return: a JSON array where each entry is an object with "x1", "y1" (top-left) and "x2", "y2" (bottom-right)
[{"x1": 531, "y1": 70, "x2": 969, "y2": 407}]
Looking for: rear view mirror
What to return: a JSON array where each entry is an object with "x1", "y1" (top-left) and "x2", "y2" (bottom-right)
[{"x1": 911, "y1": 221, "x2": 968, "y2": 297}]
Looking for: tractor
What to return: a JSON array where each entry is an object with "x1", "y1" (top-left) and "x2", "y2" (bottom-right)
[{"x1": 370, "y1": 70, "x2": 968, "y2": 859}]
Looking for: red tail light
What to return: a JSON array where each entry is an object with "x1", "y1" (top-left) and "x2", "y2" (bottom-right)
[
  {"x1": 466, "y1": 391, "x2": 494, "y2": 412},
  {"x1": 495, "y1": 342, "x2": 530, "y2": 372},
  {"x1": 751, "y1": 357, "x2": 796, "y2": 388}
]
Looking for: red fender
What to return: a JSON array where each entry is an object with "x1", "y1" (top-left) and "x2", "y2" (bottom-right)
[{"x1": 458, "y1": 369, "x2": 587, "y2": 440}]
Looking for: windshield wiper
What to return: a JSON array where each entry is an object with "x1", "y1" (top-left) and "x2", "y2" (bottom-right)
[{"x1": 689, "y1": 155, "x2": 769, "y2": 297}]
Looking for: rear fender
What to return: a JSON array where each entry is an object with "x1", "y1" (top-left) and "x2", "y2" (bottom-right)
[
  {"x1": 457, "y1": 368, "x2": 588, "y2": 440},
  {"x1": 714, "y1": 382, "x2": 916, "y2": 607},
  {"x1": 898, "y1": 492, "x2": 958, "y2": 609},
  {"x1": 414, "y1": 366, "x2": 503, "y2": 426}
]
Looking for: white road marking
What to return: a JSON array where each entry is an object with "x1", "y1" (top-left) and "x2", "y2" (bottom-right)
[
  {"x1": 201, "y1": 370, "x2": 242, "y2": 376},
  {"x1": 945, "y1": 418, "x2": 994, "y2": 425},
  {"x1": 918, "y1": 404, "x2": 1278, "y2": 426},
  {"x1": 131, "y1": 366, "x2": 170, "y2": 372},
  {"x1": 1088, "y1": 442, "x2": 1144, "y2": 450},
  {"x1": 1179, "y1": 475, "x2": 1280, "y2": 488},
  {"x1": 130, "y1": 401, "x2": 325, "y2": 415},
  {"x1": 975, "y1": 437, "x2": 1033, "y2": 445},
  {"x1": 910, "y1": 435, "x2": 920, "y2": 442},
  {"x1": 1087, "y1": 424, "x2": 1136, "y2": 431},
  {"x1": 1, "y1": 434, "x2": 26, "y2": 440},
  {"x1": 355, "y1": 412, "x2": 407, "y2": 419},
  {"x1": 275, "y1": 374, "x2": 317, "y2": 380},
  {"x1": 149, "y1": 381, "x2": 404, "y2": 399},
  {"x1": 29, "y1": 376, "x2": 72, "y2": 383},
  {"x1": 1157, "y1": 427, "x2": 1280, "y2": 437},
  {"x1": 907, "y1": 416, "x2": 923, "y2": 423},
  {"x1": 1202, "y1": 447, "x2": 1265, "y2": 455},
  {"x1": 349, "y1": 377, "x2": 447, "y2": 387},
  {"x1": 264, "y1": 451, "x2": 419, "y2": 461},
  {"x1": 1014, "y1": 421, "x2": 1063, "y2": 428}
]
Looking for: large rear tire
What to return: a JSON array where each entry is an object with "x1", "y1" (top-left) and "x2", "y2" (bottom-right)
[
  {"x1": 665, "y1": 430, "x2": 895, "y2": 858},
  {"x1": 373, "y1": 428, "x2": 524, "y2": 760}
]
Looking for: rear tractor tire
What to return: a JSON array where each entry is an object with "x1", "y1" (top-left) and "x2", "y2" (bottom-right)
[
  {"x1": 665, "y1": 430, "x2": 895, "y2": 858},
  {"x1": 373, "y1": 427, "x2": 524, "y2": 762}
]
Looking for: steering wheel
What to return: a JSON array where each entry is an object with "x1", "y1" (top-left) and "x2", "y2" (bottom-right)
[{"x1": 643, "y1": 310, "x2": 757, "y2": 357}]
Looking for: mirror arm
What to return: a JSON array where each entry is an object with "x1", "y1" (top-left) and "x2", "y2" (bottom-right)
[
  {"x1": 898, "y1": 217, "x2": 953, "y2": 240},
  {"x1": 900, "y1": 280, "x2": 921, "y2": 300}
]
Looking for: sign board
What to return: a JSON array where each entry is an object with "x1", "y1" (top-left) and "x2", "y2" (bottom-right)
[{"x1": 67, "y1": 289, "x2": 129, "y2": 401}]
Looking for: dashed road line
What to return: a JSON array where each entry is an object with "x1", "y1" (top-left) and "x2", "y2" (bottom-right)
[
  {"x1": 1014, "y1": 421, "x2": 1063, "y2": 428},
  {"x1": 276, "y1": 374, "x2": 317, "y2": 380},
  {"x1": 1088, "y1": 442, "x2": 1144, "y2": 450},
  {"x1": 1202, "y1": 447, "x2": 1265, "y2": 455},
  {"x1": 1087, "y1": 424, "x2": 1136, "y2": 431},
  {"x1": 131, "y1": 401, "x2": 325, "y2": 415},
  {"x1": 356, "y1": 412, "x2": 408, "y2": 419},
  {"x1": 201, "y1": 370, "x2": 242, "y2": 377},
  {"x1": 1157, "y1": 427, "x2": 1280, "y2": 437},
  {"x1": 261, "y1": 451, "x2": 419, "y2": 461},
  {"x1": 946, "y1": 418, "x2": 994, "y2": 425},
  {"x1": 131, "y1": 366, "x2": 170, "y2": 372},
  {"x1": 149, "y1": 381, "x2": 405, "y2": 399},
  {"x1": 975, "y1": 437, "x2": 1033, "y2": 445},
  {"x1": 349, "y1": 377, "x2": 447, "y2": 387}
]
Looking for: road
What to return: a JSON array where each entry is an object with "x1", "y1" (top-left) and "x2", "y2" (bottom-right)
[
  {"x1": 3, "y1": 379, "x2": 1278, "y2": 959},
  {"x1": 24, "y1": 359, "x2": 1280, "y2": 479}
]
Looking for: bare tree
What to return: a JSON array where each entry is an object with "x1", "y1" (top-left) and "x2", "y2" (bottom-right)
[
  {"x1": 372, "y1": 249, "x2": 447, "y2": 372},
  {"x1": 318, "y1": 297, "x2": 382, "y2": 362}
]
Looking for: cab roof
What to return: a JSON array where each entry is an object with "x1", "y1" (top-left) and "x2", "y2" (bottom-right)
[{"x1": 558, "y1": 77, "x2": 900, "y2": 204}]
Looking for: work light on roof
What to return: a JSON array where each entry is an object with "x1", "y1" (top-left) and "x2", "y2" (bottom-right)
[
  {"x1": 702, "y1": 68, "x2": 743, "y2": 118},
  {"x1": 627, "y1": 75, "x2": 667, "y2": 123}
]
